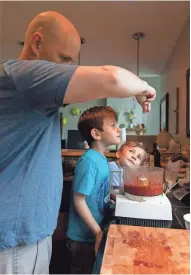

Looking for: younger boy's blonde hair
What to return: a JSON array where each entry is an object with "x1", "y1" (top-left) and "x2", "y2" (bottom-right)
[
  {"x1": 117, "y1": 141, "x2": 147, "y2": 164},
  {"x1": 118, "y1": 141, "x2": 145, "y2": 152}
]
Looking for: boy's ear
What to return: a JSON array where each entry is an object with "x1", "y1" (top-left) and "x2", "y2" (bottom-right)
[
  {"x1": 91, "y1": 128, "x2": 101, "y2": 141},
  {"x1": 116, "y1": 150, "x2": 121, "y2": 159}
]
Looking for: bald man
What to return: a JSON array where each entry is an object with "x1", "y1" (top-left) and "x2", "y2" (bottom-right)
[{"x1": 0, "y1": 11, "x2": 156, "y2": 274}]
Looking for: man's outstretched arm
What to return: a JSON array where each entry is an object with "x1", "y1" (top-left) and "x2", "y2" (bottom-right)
[{"x1": 64, "y1": 65, "x2": 156, "y2": 112}]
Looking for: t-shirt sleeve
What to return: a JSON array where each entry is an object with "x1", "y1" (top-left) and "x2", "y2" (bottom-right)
[
  {"x1": 108, "y1": 161, "x2": 121, "y2": 187},
  {"x1": 73, "y1": 157, "x2": 97, "y2": 196},
  {"x1": 4, "y1": 60, "x2": 78, "y2": 110},
  {"x1": 108, "y1": 161, "x2": 117, "y2": 171}
]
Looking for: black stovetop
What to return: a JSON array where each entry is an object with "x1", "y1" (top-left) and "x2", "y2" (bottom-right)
[{"x1": 167, "y1": 191, "x2": 190, "y2": 230}]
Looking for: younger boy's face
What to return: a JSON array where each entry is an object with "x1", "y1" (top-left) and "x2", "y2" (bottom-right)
[
  {"x1": 99, "y1": 117, "x2": 121, "y2": 146},
  {"x1": 117, "y1": 146, "x2": 145, "y2": 167}
]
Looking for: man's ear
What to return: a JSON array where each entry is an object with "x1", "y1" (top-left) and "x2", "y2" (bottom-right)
[
  {"x1": 91, "y1": 128, "x2": 101, "y2": 141},
  {"x1": 30, "y1": 32, "x2": 43, "y2": 57}
]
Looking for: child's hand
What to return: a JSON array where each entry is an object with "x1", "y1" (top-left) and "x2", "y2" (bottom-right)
[
  {"x1": 110, "y1": 199, "x2": 116, "y2": 211},
  {"x1": 95, "y1": 230, "x2": 103, "y2": 255},
  {"x1": 110, "y1": 193, "x2": 116, "y2": 202}
]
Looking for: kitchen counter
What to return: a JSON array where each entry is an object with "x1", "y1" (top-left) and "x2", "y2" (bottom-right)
[
  {"x1": 61, "y1": 150, "x2": 176, "y2": 170},
  {"x1": 50, "y1": 189, "x2": 190, "y2": 274},
  {"x1": 62, "y1": 149, "x2": 116, "y2": 158},
  {"x1": 167, "y1": 191, "x2": 190, "y2": 229},
  {"x1": 100, "y1": 224, "x2": 190, "y2": 274},
  {"x1": 93, "y1": 192, "x2": 190, "y2": 274}
]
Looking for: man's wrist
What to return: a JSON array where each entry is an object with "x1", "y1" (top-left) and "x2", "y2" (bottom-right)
[{"x1": 141, "y1": 80, "x2": 149, "y2": 92}]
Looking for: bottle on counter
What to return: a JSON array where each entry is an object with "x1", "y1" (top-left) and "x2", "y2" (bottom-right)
[
  {"x1": 149, "y1": 143, "x2": 161, "y2": 167},
  {"x1": 149, "y1": 151, "x2": 155, "y2": 167},
  {"x1": 153, "y1": 143, "x2": 161, "y2": 167},
  {"x1": 143, "y1": 148, "x2": 150, "y2": 166}
]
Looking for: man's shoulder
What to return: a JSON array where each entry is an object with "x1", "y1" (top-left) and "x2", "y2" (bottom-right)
[
  {"x1": 2, "y1": 59, "x2": 46, "y2": 65},
  {"x1": 2, "y1": 59, "x2": 75, "y2": 71},
  {"x1": 2, "y1": 60, "x2": 50, "y2": 76},
  {"x1": 3, "y1": 59, "x2": 55, "y2": 69}
]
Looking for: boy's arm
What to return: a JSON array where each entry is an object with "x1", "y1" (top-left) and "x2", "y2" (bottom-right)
[
  {"x1": 73, "y1": 192, "x2": 101, "y2": 236},
  {"x1": 72, "y1": 157, "x2": 104, "y2": 252},
  {"x1": 73, "y1": 192, "x2": 103, "y2": 254}
]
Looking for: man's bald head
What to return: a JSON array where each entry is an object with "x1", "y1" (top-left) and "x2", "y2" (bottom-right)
[{"x1": 20, "y1": 11, "x2": 81, "y2": 64}]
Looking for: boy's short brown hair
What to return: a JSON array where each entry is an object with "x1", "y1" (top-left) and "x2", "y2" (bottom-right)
[{"x1": 78, "y1": 106, "x2": 118, "y2": 146}]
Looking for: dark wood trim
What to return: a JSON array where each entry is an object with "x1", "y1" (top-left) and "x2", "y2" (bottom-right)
[
  {"x1": 62, "y1": 149, "x2": 116, "y2": 158},
  {"x1": 186, "y1": 68, "x2": 190, "y2": 138},
  {"x1": 60, "y1": 113, "x2": 62, "y2": 137},
  {"x1": 160, "y1": 93, "x2": 169, "y2": 131},
  {"x1": 173, "y1": 87, "x2": 179, "y2": 134},
  {"x1": 176, "y1": 87, "x2": 179, "y2": 134}
]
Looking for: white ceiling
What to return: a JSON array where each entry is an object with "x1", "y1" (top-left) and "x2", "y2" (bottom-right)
[{"x1": 0, "y1": 1, "x2": 190, "y2": 76}]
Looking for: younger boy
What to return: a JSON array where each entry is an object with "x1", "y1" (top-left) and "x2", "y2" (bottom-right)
[
  {"x1": 109, "y1": 141, "x2": 146, "y2": 194},
  {"x1": 66, "y1": 106, "x2": 121, "y2": 274}
]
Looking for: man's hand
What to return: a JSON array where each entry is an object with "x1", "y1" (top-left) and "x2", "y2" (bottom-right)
[
  {"x1": 135, "y1": 82, "x2": 156, "y2": 112},
  {"x1": 95, "y1": 230, "x2": 103, "y2": 255}
]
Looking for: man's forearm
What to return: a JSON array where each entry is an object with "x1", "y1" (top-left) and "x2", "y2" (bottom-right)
[
  {"x1": 64, "y1": 65, "x2": 154, "y2": 105},
  {"x1": 104, "y1": 66, "x2": 150, "y2": 98}
]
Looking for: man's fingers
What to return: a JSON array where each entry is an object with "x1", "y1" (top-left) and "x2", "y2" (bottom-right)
[
  {"x1": 146, "y1": 94, "x2": 156, "y2": 102},
  {"x1": 147, "y1": 103, "x2": 151, "y2": 112},
  {"x1": 143, "y1": 102, "x2": 151, "y2": 112},
  {"x1": 140, "y1": 87, "x2": 156, "y2": 102},
  {"x1": 146, "y1": 87, "x2": 156, "y2": 101}
]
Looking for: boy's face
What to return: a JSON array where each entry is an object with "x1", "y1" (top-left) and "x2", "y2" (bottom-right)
[
  {"x1": 98, "y1": 117, "x2": 121, "y2": 146},
  {"x1": 117, "y1": 146, "x2": 145, "y2": 167}
]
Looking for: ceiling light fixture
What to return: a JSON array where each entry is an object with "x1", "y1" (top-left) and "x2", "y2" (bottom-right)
[{"x1": 132, "y1": 32, "x2": 145, "y2": 110}]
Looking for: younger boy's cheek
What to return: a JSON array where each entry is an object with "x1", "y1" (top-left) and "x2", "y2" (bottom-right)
[
  {"x1": 123, "y1": 160, "x2": 131, "y2": 167},
  {"x1": 135, "y1": 160, "x2": 141, "y2": 166}
]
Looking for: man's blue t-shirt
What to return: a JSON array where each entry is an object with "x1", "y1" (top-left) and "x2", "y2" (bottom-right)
[
  {"x1": 0, "y1": 60, "x2": 77, "y2": 249},
  {"x1": 67, "y1": 149, "x2": 110, "y2": 243}
]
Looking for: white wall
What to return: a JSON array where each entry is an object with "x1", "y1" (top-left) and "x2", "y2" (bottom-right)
[
  {"x1": 107, "y1": 76, "x2": 161, "y2": 135},
  {"x1": 60, "y1": 99, "x2": 106, "y2": 142},
  {"x1": 60, "y1": 76, "x2": 161, "y2": 142},
  {"x1": 161, "y1": 18, "x2": 190, "y2": 141}
]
